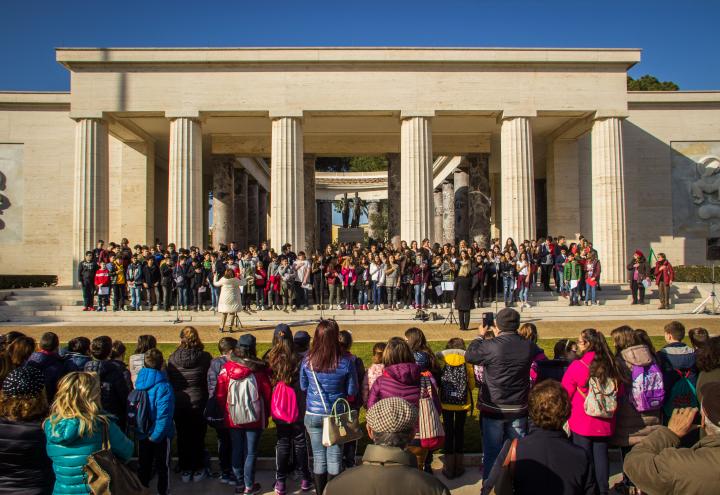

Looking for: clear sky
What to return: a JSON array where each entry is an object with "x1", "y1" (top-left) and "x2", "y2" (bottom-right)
[{"x1": 1, "y1": 0, "x2": 719, "y2": 91}]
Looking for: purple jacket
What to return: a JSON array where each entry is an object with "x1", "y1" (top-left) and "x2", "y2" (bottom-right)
[{"x1": 367, "y1": 362, "x2": 441, "y2": 412}]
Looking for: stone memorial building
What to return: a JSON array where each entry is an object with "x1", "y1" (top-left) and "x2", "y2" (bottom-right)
[{"x1": 0, "y1": 47, "x2": 719, "y2": 285}]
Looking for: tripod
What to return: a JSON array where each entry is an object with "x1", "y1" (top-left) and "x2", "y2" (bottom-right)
[
  {"x1": 692, "y1": 263, "x2": 719, "y2": 315},
  {"x1": 171, "y1": 287, "x2": 184, "y2": 324},
  {"x1": 443, "y1": 295, "x2": 458, "y2": 325}
]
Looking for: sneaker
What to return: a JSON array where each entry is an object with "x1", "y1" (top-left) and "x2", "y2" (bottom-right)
[
  {"x1": 274, "y1": 480, "x2": 286, "y2": 495},
  {"x1": 193, "y1": 469, "x2": 209, "y2": 482},
  {"x1": 300, "y1": 479, "x2": 313, "y2": 492},
  {"x1": 181, "y1": 471, "x2": 193, "y2": 483},
  {"x1": 219, "y1": 472, "x2": 235, "y2": 484},
  {"x1": 241, "y1": 483, "x2": 262, "y2": 495}
]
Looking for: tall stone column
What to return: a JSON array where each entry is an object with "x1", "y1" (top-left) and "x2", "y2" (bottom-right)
[
  {"x1": 258, "y1": 188, "x2": 268, "y2": 244},
  {"x1": 233, "y1": 168, "x2": 248, "y2": 248},
  {"x1": 270, "y1": 117, "x2": 304, "y2": 252},
  {"x1": 317, "y1": 200, "x2": 333, "y2": 248},
  {"x1": 304, "y1": 154, "x2": 317, "y2": 252},
  {"x1": 400, "y1": 116, "x2": 433, "y2": 243},
  {"x1": 247, "y1": 181, "x2": 259, "y2": 247},
  {"x1": 592, "y1": 117, "x2": 627, "y2": 283},
  {"x1": 73, "y1": 118, "x2": 109, "y2": 285},
  {"x1": 454, "y1": 167, "x2": 469, "y2": 243},
  {"x1": 500, "y1": 116, "x2": 536, "y2": 244},
  {"x1": 386, "y1": 153, "x2": 401, "y2": 247},
  {"x1": 469, "y1": 154, "x2": 492, "y2": 248},
  {"x1": 442, "y1": 180, "x2": 455, "y2": 245},
  {"x1": 168, "y1": 117, "x2": 203, "y2": 248},
  {"x1": 211, "y1": 155, "x2": 234, "y2": 248},
  {"x1": 433, "y1": 189, "x2": 443, "y2": 245},
  {"x1": 367, "y1": 200, "x2": 380, "y2": 241}
]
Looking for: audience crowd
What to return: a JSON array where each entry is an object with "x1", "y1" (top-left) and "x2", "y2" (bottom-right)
[{"x1": 0, "y1": 315, "x2": 718, "y2": 495}]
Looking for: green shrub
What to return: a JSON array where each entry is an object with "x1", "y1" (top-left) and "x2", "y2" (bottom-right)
[
  {"x1": 674, "y1": 265, "x2": 718, "y2": 283},
  {"x1": 0, "y1": 275, "x2": 57, "y2": 290}
]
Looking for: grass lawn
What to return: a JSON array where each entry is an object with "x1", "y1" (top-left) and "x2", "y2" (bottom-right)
[{"x1": 149, "y1": 335, "x2": 669, "y2": 457}]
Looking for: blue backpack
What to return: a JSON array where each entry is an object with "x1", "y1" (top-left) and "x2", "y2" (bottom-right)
[{"x1": 127, "y1": 389, "x2": 152, "y2": 438}]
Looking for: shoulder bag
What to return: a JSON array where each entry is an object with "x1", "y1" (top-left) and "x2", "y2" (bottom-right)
[{"x1": 310, "y1": 366, "x2": 363, "y2": 447}]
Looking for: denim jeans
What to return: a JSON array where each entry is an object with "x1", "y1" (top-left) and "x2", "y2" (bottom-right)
[
  {"x1": 585, "y1": 284, "x2": 596, "y2": 303},
  {"x1": 357, "y1": 288, "x2": 368, "y2": 306},
  {"x1": 518, "y1": 285, "x2": 528, "y2": 303},
  {"x1": 255, "y1": 288, "x2": 265, "y2": 307},
  {"x1": 130, "y1": 286, "x2": 142, "y2": 309},
  {"x1": 372, "y1": 282, "x2": 383, "y2": 306},
  {"x1": 304, "y1": 414, "x2": 343, "y2": 475},
  {"x1": 481, "y1": 416, "x2": 527, "y2": 480},
  {"x1": 178, "y1": 287, "x2": 188, "y2": 307},
  {"x1": 414, "y1": 284, "x2": 426, "y2": 307},
  {"x1": 276, "y1": 422, "x2": 311, "y2": 483},
  {"x1": 557, "y1": 271, "x2": 566, "y2": 293},
  {"x1": 211, "y1": 286, "x2": 220, "y2": 308},
  {"x1": 230, "y1": 428, "x2": 262, "y2": 489},
  {"x1": 573, "y1": 433, "x2": 609, "y2": 495},
  {"x1": 503, "y1": 278, "x2": 514, "y2": 304}
]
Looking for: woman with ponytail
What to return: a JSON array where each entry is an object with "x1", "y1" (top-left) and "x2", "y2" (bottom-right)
[{"x1": 561, "y1": 329, "x2": 623, "y2": 495}]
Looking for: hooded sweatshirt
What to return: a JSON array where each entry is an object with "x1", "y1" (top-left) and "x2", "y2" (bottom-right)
[
  {"x1": 134, "y1": 367, "x2": 176, "y2": 442},
  {"x1": 44, "y1": 417, "x2": 132, "y2": 495},
  {"x1": 215, "y1": 356, "x2": 272, "y2": 429},
  {"x1": 367, "y1": 362, "x2": 427, "y2": 410},
  {"x1": 610, "y1": 345, "x2": 663, "y2": 447}
]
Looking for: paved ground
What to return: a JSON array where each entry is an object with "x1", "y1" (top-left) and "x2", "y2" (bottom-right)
[{"x1": 4, "y1": 317, "x2": 718, "y2": 343}]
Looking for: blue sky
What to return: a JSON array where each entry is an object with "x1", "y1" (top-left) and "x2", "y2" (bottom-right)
[{"x1": 1, "y1": 0, "x2": 719, "y2": 91}]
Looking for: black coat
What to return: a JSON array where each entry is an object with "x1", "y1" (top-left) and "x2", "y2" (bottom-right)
[
  {"x1": 167, "y1": 347, "x2": 212, "y2": 411},
  {"x1": 142, "y1": 263, "x2": 161, "y2": 286},
  {"x1": 0, "y1": 418, "x2": 55, "y2": 494},
  {"x1": 454, "y1": 275, "x2": 474, "y2": 311},
  {"x1": 465, "y1": 332, "x2": 541, "y2": 419},
  {"x1": 484, "y1": 428, "x2": 596, "y2": 495},
  {"x1": 84, "y1": 359, "x2": 131, "y2": 428}
]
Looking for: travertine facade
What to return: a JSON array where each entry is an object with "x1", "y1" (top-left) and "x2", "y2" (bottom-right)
[{"x1": 0, "y1": 48, "x2": 719, "y2": 285}]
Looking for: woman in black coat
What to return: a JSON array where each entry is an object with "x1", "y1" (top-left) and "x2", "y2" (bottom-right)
[
  {"x1": 167, "y1": 326, "x2": 212, "y2": 481},
  {"x1": 454, "y1": 262, "x2": 475, "y2": 330},
  {"x1": 0, "y1": 366, "x2": 54, "y2": 494}
]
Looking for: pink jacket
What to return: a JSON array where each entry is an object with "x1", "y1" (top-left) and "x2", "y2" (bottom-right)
[
  {"x1": 362, "y1": 363, "x2": 384, "y2": 405},
  {"x1": 561, "y1": 351, "x2": 620, "y2": 437},
  {"x1": 341, "y1": 267, "x2": 357, "y2": 287}
]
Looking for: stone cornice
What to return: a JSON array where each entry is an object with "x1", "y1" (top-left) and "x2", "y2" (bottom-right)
[
  {"x1": 0, "y1": 91, "x2": 70, "y2": 110},
  {"x1": 627, "y1": 91, "x2": 720, "y2": 104},
  {"x1": 56, "y1": 47, "x2": 641, "y2": 69}
]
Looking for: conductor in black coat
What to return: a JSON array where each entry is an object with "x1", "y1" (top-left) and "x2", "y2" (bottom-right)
[{"x1": 454, "y1": 262, "x2": 476, "y2": 330}]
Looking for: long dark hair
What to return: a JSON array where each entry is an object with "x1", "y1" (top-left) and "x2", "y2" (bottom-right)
[
  {"x1": 404, "y1": 327, "x2": 437, "y2": 371},
  {"x1": 266, "y1": 332, "x2": 298, "y2": 385},
  {"x1": 307, "y1": 320, "x2": 342, "y2": 372},
  {"x1": 580, "y1": 328, "x2": 620, "y2": 386},
  {"x1": 134, "y1": 335, "x2": 157, "y2": 355}
]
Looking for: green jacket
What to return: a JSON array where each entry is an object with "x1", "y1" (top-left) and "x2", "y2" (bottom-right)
[
  {"x1": 624, "y1": 427, "x2": 720, "y2": 495},
  {"x1": 563, "y1": 261, "x2": 582, "y2": 281}
]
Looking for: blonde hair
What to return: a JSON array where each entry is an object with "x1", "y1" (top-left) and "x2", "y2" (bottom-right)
[
  {"x1": 458, "y1": 262, "x2": 470, "y2": 277},
  {"x1": 47, "y1": 372, "x2": 106, "y2": 437},
  {"x1": 518, "y1": 323, "x2": 538, "y2": 343}
]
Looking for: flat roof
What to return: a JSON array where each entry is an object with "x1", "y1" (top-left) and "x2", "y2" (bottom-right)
[
  {"x1": 56, "y1": 47, "x2": 641, "y2": 68},
  {"x1": 0, "y1": 91, "x2": 70, "y2": 108},
  {"x1": 628, "y1": 91, "x2": 720, "y2": 104}
]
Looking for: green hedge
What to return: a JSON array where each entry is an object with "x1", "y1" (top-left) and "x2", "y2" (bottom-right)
[
  {"x1": 0, "y1": 275, "x2": 58, "y2": 290},
  {"x1": 674, "y1": 265, "x2": 719, "y2": 283}
]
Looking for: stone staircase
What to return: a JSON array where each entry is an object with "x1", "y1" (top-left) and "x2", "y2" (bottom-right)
[{"x1": 0, "y1": 283, "x2": 710, "y2": 325}]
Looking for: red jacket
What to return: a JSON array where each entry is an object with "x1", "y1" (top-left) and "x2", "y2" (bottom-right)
[
  {"x1": 94, "y1": 268, "x2": 110, "y2": 287},
  {"x1": 215, "y1": 357, "x2": 272, "y2": 429},
  {"x1": 254, "y1": 268, "x2": 267, "y2": 287},
  {"x1": 654, "y1": 260, "x2": 674, "y2": 286},
  {"x1": 584, "y1": 260, "x2": 601, "y2": 282}
]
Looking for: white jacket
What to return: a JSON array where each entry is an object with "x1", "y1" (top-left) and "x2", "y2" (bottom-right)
[
  {"x1": 370, "y1": 262, "x2": 386, "y2": 285},
  {"x1": 214, "y1": 275, "x2": 242, "y2": 313}
]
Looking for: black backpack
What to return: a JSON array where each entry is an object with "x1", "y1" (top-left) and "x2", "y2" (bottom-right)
[
  {"x1": 440, "y1": 361, "x2": 468, "y2": 405},
  {"x1": 127, "y1": 388, "x2": 153, "y2": 438}
]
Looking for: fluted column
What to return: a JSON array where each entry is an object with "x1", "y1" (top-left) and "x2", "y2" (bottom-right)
[
  {"x1": 592, "y1": 117, "x2": 627, "y2": 283},
  {"x1": 367, "y1": 200, "x2": 381, "y2": 241},
  {"x1": 500, "y1": 116, "x2": 535, "y2": 244},
  {"x1": 211, "y1": 155, "x2": 234, "y2": 248},
  {"x1": 270, "y1": 117, "x2": 304, "y2": 252},
  {"x1": 168, "y1": 117, "x2": 203, "y2": 248},
  {"x1": 258, "y1": 188, "x2": 268, "y2": 243},
  {"x1": 247, "y1": 181, "x2": 259, "y2": 247},
  {"x1": 73, "y1": 118, "x2": 109, "y2": 285},
  {"x1": 469, "y1": 154, "x2": 492, "y2": 248},
  {"x1": 442, "y1": 180, "x2": 455, "y2": 245},
  {"x1": 233, "y1": 168, "x2": 248, "y2": 248},
  {"x1": 454, "y1": 168, "x2": 469, "y2": 242},
  {"x1": 304, "y1": 154, "x2": 317, "y2": 252},
  {"x1": 400, "y1": 117, "x2": 433, "y2": 243},
  {"x1": 433, "y1": 189, "x2": 443, "y2": 245},
  {"x1": 386, "y1": 153, "x2": 401, "y2": 247}
]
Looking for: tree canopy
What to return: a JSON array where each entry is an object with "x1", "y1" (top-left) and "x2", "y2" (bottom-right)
[
  {"x1": 627, "y1": 75, "x2": 679, "y2": 91},
  {"x1": 315, "y1": 156, "x2": 388, "y2": 172}
]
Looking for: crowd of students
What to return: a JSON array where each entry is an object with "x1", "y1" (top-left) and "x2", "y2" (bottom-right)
[
  {"x1": 1, "y1": 315, "x2": 717, "y2": 495},
  {"x1": 76, "y1": 235, "x2": 677, "y2": 322}
]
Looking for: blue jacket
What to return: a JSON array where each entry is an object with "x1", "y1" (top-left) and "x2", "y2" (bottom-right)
[
  {"x1": 658, "y1": 342, "x2": 698, "y2": 395},
  {"x1": 62, "y1": 352, "x2": 92, "y2": 374},
  {"x1": 26, "y1": 351, "x2": 66, "y2": 401},
  {"x1": 207, "y1": 355, "x2": 229, "y2": 398},
  {"x1": 300, "y1": 355, "x2": 358, "y2": 415},
  {"x1": 44, "y1": 417, "x2": 133, "y2": 495},
  {"x1": 134, "y1": 367, "x2": 175, "y2": 442}
]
